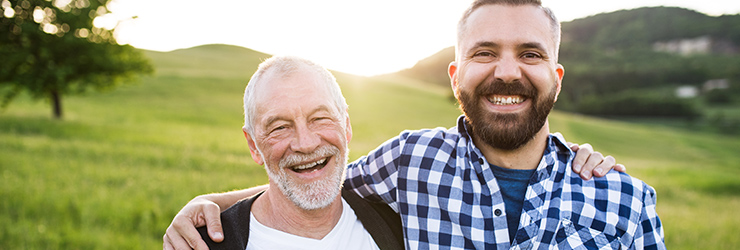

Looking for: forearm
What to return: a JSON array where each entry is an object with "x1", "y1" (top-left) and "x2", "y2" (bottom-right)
[{"x1": 201, "y1": 184, "x2": 268, "y2": 211}]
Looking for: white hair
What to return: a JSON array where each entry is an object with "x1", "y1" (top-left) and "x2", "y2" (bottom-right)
[{"x1": 242, "y1": 55, "x2": 348, "y2": 136}]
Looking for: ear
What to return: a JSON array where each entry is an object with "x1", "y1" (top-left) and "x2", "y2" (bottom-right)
[
  {"x1": 448, "y1": 61, "x2": 459, "y2": 92},
  {"x1": 554, "y1": 64, "x2": 565, "y2": 102},
  {"x1": 243, "y1": 127, "x2": 264, "y2": 165},
  {"x1": 344, "y1": 112, "x2": 353, "y2": 143}
]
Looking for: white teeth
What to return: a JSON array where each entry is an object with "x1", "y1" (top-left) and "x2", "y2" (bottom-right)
[
  {"x1": 488, "y1": 96, "x2": 523, "y2": 105},
  {"x1": 292, "y1": 158, "x2": 326, "y2": 170}
]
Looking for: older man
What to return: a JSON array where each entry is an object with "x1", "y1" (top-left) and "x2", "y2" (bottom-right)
[
  {"x1": 163, "y1": 1, "x2": 661, "y2": 249},
  {"x1": 193, "y1": 56, "x2": 404, "y2": 249}
]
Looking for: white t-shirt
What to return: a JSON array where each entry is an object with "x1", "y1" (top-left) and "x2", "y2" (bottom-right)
[{"x1": 246, "y1": 198, "x2": 380, "y2": 250}]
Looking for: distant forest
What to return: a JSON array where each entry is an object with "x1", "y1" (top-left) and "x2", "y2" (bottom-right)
[{"x1": 396, "y1": 7, "x2": 740, "y2": 122}]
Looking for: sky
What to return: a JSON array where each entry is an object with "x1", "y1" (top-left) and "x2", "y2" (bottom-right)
[{"x1": 101, "y1": 0, "x2": 740, "y2": 76}]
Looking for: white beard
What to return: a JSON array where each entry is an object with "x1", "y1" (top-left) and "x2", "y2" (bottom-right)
[{"x1": 265, "y1": 145, "x2": 347, "y2": 210}]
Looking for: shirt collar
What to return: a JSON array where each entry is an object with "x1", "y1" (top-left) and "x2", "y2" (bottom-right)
[
  {"x1": 549, "y1": 132, "x2": 574, "y2": 157},
  {"x1": 456, "y1": 115, "x2": 471, "y2": 139},
  {"x1": 535, "y1": 133, "x2": 575, "y2": 178}
]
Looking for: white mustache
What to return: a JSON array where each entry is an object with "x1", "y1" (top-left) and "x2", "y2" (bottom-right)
[{"x1": 278, "y1": 145, "x2": 340, "y2": 169}]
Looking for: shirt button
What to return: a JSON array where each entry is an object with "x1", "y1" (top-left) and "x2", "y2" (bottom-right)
[
  {"x1": 478, "y1": 159, "x2": 484, "y2": 165},
  {"x1": 494, "y1": 209, "x2": 502, "y2": 216}
]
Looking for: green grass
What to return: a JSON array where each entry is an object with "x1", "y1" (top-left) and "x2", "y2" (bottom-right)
[{"x1": 1, "y1": 44, "x2": 739, "y2": 249}]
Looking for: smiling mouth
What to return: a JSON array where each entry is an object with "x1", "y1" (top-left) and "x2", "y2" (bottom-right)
[
  {"x1": 487, "y1": 95, "x2": 525, "y2": 105},
  {"x1": 290, "y1": 157, "x2": 330, "y2": 174}
]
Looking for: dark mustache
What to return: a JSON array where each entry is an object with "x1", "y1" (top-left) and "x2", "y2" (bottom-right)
[{"x1": 474, "y1": 79, "x2": 537, "y2": 98}]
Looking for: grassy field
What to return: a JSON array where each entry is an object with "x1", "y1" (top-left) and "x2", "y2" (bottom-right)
[{"x1": 1, "y1": 44, "x2": 739, "y2": 249}]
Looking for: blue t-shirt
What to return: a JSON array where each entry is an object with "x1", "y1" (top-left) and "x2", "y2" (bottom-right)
[{"x1": 490, "y1": 164, "x2": 536, "y2": 243}]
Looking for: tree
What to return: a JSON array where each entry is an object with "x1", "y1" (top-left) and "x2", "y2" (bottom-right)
[{"x1": 0, "y1": 0, "x2": 152, "y2": 119}]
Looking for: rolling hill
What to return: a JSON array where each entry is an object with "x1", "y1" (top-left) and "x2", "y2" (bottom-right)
[
  {"x1": 394, "y1": 6, "x2": 740, "y2": 130},
  {"x1": 397, "y1": 6, "x2": 740, "y2": 87},
  {"x1": 0, "y1": 43, "x2": 738, "y2": 249}
]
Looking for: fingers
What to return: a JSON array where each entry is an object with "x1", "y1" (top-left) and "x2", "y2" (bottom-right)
[
  {"x1": 172, "y1": 216, "x2": 210, "y2": 250},
  {"x1": 162, "y1": 194, "x2": 227, "y2": 250},
  {"x1": 591, "y1": 155, "x2": 615, "y2": 178},
  {"x1": 204, "y1": 203, "x2": 224, "y2": 242},
  {"x1": 614, "y1": 163, "x2": 626, "y2": 173},
  {"x1": 163, "y1": 234, "x2": 175, "y2": 250},
  {"x1": 571, "y1": 143, "x2": 593, "y2": 174},
  {"x1": 164, "y1": 222, "x2": 199, "y2": 250},
  {"x1": 578, "y1": 153, "x2": 619, "y2": 180},
  {"x1": 567, "y1": 142, "x2": 579, "y2": 152},
  {"x1": 578, "y1": 151, "x2": 603, "y2": 180},
  {"x1": 571, "y1": 143, "x2": 627, "y2": 180}
]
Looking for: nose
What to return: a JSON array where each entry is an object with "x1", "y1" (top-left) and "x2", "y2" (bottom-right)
[
  {"x1": 291, "y1": 123, "x2": 321, "y2": 153},
  {"x1": 494, "y1": 56, "x2": 522, "y2": 83}
]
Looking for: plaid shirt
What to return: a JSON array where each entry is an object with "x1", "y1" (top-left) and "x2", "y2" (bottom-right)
[{"x1": 345, "y1": 116, "x2": 665, "y2": 249}]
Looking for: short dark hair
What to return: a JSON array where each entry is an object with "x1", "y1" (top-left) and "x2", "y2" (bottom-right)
[{"x1": 456, "y1": 0, "x2": 561, "y2": 57}]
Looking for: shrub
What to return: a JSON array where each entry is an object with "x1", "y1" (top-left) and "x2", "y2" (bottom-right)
[
  {"x1": 709, "y1": 112, "x2": 740, "y2": 134},
  {"x1": 705, "y1": 89, "x2": 733, "y2": 105},
  {"x1": 577, "y1": 91, "x2": 701, "y2": 119}
]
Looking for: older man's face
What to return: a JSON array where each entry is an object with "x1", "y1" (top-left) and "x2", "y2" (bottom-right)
[
  {"x1": 450, "y1": 4, "x2": 564, "y2": 150},
  {"x1": 246, "y1": 68, "x2": 351, "y2": 210}
]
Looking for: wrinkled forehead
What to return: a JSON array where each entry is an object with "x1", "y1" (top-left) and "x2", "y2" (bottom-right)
[
  {"x1": 252, "y1": 69, "x2": 340, "y2": 116},
  {"x1": 255, "y1": 66, "x2": 322, "y2": 96}
]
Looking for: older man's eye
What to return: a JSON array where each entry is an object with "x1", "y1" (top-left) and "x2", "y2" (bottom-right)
[
  {"x1": 473, "y1": 51, "x2": 495, "y2": 57},
  {"x1": 314, "y1": 116, "x2": 335, "y2": 122},
  {"x1": 270, "y1": 126, "x2": 287, "y2": 133}
]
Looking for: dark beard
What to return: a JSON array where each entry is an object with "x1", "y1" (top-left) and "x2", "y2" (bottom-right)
[{"x1": 456, "y1": 79, "x2": 556, "y2": 150}]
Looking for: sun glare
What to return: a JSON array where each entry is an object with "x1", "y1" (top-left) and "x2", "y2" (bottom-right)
[{"x1": 108, "y1": 0, "x2": 740, "y2": 76}]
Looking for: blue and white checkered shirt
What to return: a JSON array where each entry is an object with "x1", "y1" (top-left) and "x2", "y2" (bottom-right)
[{"x1": 345, "y1": 116, "x2": 665, "y2": 249}]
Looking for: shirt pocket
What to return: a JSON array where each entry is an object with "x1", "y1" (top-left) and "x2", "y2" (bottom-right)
[{"x1": 554, "y1": 218, "x2": 623, "y2": 250}]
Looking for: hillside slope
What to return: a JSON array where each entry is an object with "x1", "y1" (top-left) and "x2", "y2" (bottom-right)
[
  {"x1": 396, "y1": 7, "x2": 740, "y2": 83},
  {"x1": 0, "y1": 44, "x2": 738, "y2": 249},
  {"x1": 563, "y1": 7, "x2": 740, "y2": 50},
  {"x1": 143, "y1": 44, "x2": 272, "y2": 79}
]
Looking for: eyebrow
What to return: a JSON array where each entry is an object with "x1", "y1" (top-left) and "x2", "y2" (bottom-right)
[
  {"x1": 519, "y1": 42, "x2": 547, "y2": 53},
  {"x1": 467, "y1": 41, "x2": 500, "y2": 54},
  {"x1": 467, "y1": 41, "x2": 549, "y2": 54}
]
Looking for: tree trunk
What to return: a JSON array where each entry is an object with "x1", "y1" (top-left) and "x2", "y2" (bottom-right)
[{"x1": 51, "y1": 89, "x2": 63, "y2": 119}]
